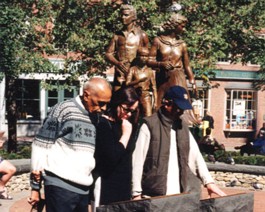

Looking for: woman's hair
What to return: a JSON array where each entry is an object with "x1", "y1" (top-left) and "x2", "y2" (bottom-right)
[
  {"x1": 108, "y1": 86, "x2": 140, "y2": 125},
  {"x1": 162, "y1": 13, "x2": 187, "y2": 31}
]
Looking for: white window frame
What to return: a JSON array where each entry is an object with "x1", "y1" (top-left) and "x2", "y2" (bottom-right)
[{"x1": 224, "y1": 89, "x2": 257, "y2": 131}]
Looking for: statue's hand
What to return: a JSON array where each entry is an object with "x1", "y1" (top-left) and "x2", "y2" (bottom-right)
[
  {"x1": 117, "y1": 62, "x2": 128, "y2": 74},
  {"x1": 161, "y1": 61, "x2": 174, "y2": 71}
]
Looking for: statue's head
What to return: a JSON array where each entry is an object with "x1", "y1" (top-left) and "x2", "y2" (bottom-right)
[
  {"x1": 137, "y1": 47, "x2": 149, "y2": 64},
  {"x1": 121, "y1": 4, "x2": 137, "y2": 22},
  {"x1": 162, "y1": 13, "x2": 187, "y2": 31}
]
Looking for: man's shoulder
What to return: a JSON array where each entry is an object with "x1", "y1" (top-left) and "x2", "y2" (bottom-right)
[
  {"x1": 55, "y1": 98, "x2": 75, "y2": 109},
  {"x1": 108, "y1": 31, "x2": 124, "y2": 42},
  {"x1": 48, "y1": 98, "x2": 77, "y2": 116},
  {"x1": 138, "y1": 27, "x2": 148, "y2": 35},
  {"x1": 143, "y1": 112, "x2": 159, "y2": 124},
  {"x1": 145, "y1": 66, "x2": 154, "y2": 73},
  {"x1": 129, "y1": 65, "x2": 140, "y2": 72}
]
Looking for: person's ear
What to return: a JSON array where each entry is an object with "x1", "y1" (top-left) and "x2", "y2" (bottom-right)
[{"x1": 83, "y1": 90, "x2": 91, "y2": 100}]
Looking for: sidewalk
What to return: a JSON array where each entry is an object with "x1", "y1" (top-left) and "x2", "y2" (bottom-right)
[
  {"x1": 0, "y1": 187, "x2": 263, "y2": 212},
  {"x1": 0, "y1": 190, "x2": 31, "y2": 212}
]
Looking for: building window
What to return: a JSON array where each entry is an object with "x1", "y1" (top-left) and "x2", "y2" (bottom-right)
[
  {"x1": 46, "y1": 83, "x2": 78, "y2": 115},
  {"x1": 189, "y1": 89, "x2": 209, "y2": 120},
  {"x1": 225, "y1": 89, "x2": 257, "y2": 130},
  {"x1": 16, "y1": 79, "x2": 40, "y2": 120}
]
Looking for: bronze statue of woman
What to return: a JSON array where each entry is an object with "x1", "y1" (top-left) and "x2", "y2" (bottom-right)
[{"x1": 148, "y1": 13, "x2": 196, "y2": 108}]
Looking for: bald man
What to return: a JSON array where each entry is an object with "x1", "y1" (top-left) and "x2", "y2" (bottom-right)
[{"x1": 28, "y1": 77, "x2": 112, "y2": 212}]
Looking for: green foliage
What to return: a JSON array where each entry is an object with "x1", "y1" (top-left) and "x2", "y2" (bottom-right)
[
  {"x1": 180, "y1": 0, "x2": 265, "y2": 84},
  {"x1": 1, "y1": 0, "x2": 264, "y2": 86},
  {"x1": 0, "y1": 1, "x2": 57, "y2": 78},
  {"x1": 203, "y1": 150, "x2": 265, "y2": 166},
  {"x1": 0, "y1": 143, "x2": 31, "y2": 159},
  {"x1": 17, "y1": 145, "x2": 31, "y2": 159},
  {"x1": 233, "y1": 155, "x2": 265, "y2": 166}
]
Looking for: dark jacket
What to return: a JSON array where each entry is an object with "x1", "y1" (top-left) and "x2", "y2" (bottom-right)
[{"x1": 142, "y1": 109, "x2": 200, "y2": 196}]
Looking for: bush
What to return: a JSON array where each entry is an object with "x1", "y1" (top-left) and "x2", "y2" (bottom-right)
[
  {"x1": 234, "y1": 155, "x2": 265, "y2": 166},
  {"x1": 17, "y1": 146, "x2": 31, "y2": 159},
  {"x1": 0, "y1": 143, "x2": 31, "y2": 160},
  {"x1": 203, "y1": 150, "x2": 265, "y2": 166}
]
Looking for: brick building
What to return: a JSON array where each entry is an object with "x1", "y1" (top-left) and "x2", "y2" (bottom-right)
[
  {"x1": 192, "y1": 62, "x2": 265, "y2": 149},
  {"x1": 0, "y1": 60, "x2": 264, "y2": 150}
]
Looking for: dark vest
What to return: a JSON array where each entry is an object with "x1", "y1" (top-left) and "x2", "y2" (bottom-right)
[{"x1": 142, "y1": 109, "x2": 201, "y2": 196}]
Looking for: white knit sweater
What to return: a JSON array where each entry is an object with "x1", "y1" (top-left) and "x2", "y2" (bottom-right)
[{"x1": 31, "y1": 96, "x2": 96, "y2": 187}]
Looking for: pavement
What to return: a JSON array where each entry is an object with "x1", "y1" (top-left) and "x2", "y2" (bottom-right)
[
  {"x1": 0, "y1": 187, "x2": 264, "y2": 212},
  {"x1": 0, "y1": 190, "x2": 31, "y2": 212}
]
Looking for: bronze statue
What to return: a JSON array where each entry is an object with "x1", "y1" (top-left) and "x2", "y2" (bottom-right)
[
  {"x1": 106, "y1": 4, "x2": 149, "y2": 91},
  {"x1": 126, "y1": 48, "x2": 157, "y2": 117},
  {"x1": 148, "y1": 13, "x2": 196, "y2": 108}
]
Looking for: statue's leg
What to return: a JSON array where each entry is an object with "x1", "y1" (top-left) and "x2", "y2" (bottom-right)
[
  {"x1": 141, "y1": 93, "x2": 152, "y2": 117},
  {"x1": 157, "y1": 83, "x2": 170, "y2": 109}
]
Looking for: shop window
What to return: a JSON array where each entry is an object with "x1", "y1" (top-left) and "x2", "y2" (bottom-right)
[
  {"x1": 16, "y1": 79, "x2": 40, "y2": 120},
  {"x1": 225, "y1": 90, "x2": 257, "y2": 131}
]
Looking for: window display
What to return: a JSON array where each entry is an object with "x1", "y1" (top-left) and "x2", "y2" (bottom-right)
[{"x1": 225, "y1": 90, "x2": 256, "y2": 130}]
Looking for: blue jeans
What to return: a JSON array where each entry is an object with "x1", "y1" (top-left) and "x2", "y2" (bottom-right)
[{"x1": 44, "y1": 185, "x2": 89, "y2": 212}]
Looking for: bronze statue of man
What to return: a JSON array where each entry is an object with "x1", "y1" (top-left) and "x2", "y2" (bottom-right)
[
  {"x1": 126, "y1": 48, "x2": 157, "y2": 117},
  {"x1": 148, "y1": 13, "x2": 196, "y2": 108},
  {"x1": 106, "y1": 4, "x2": 149, "y2": 91}
]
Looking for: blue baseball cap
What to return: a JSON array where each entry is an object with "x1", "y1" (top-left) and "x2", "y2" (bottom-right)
[{"x1": 163, "y1": 86, "x2": 192, "y2": 110}]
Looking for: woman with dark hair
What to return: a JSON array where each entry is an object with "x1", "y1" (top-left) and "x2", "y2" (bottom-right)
[{"x1": 93, "y1": 86, "x2": 140, "y2": 207}]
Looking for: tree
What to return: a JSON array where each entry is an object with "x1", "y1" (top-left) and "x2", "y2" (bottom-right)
[
  {"x1": 1, "y1": 0, "x2": 264, "y2": 152},
  {"x1": 0, "y1": 0, "x2": 58, "y2": 152},
  {"x1": 179, "y1": 0, "x2": 265, "y2": 89}
]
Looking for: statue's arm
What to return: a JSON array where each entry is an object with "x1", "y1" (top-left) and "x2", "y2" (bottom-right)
[
  {"x1": 148, "y1": 36, "x2": 174, "y2": 71},
  {"x1": 106, "y1": 35, "x2": 128, "y2": 74},
  {"x1": 126, "y1": 68, "x2": 143, "y2": 86},
  {"x1": 141, "y1": 32, "x2": 149, "y2": 48},
  {"x1": 126, "y1": 68, "x2": 135, "y2": 86},
  {"x1": 147, "y1": 37, "x2": 160, "y2": 68},
  {"x1": 182, "y1": 43, "x2": 195, "y2": 85},
  {"x1": 105, "y1": 35, "x2": 119, "y2": 66},
  {"x1": 150, "y1": 70, "x2": 157, "y2": 109}
]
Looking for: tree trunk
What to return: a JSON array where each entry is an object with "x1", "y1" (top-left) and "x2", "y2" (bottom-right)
[{"x1": 5, "y1": 76, "x2": 18, "y2": 153}]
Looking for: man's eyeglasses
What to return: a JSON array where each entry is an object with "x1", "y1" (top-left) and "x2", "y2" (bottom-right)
[
  {"x1": 120, "y1": 104, "x2": 137, "y2": 114},
  {"x1": 98, "y1": 101, "x2": 109, "y2": 107}
]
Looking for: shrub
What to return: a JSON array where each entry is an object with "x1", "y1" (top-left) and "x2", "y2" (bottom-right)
[
  {"x1": 17, "y1": 146, "x2": 31, "y2": 159},
  {"x1": 0, "y1": 144, "x2": 31, "y2": 159},
  {"x1": 203, "y1": 150, "x2": 265, "y2": 166}
]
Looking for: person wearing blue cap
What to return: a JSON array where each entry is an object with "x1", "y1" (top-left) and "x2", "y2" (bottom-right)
[{"x1": 132, "y1": 85, "x2": 226, "y2": 199}]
